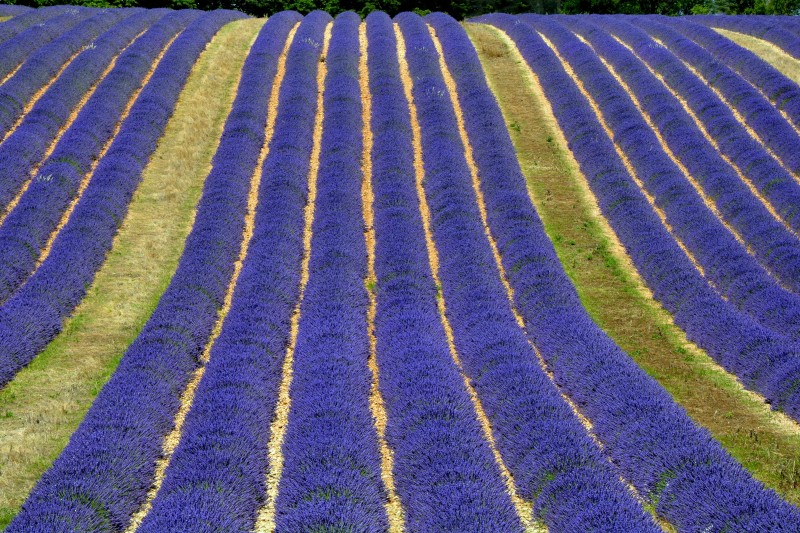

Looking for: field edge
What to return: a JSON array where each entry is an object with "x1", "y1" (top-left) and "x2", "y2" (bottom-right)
[{"x1": 466, "y1": 20, "x2": 800, "y2": 506}]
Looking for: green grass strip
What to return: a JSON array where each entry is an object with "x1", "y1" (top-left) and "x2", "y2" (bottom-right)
[
  {"x1": 466, "y1": 21, "x2": 800, "y2": 507},
  {"x1": 0, "y1": 18, "x2": 264, "y2": 528}
]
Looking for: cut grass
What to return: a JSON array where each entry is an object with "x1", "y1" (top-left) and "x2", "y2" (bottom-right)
[
  {"x1": 0, "y1": 18, "x2": 264, "y2": 529},
  {"x1": 714, "y1": 28, "x2": 800, "y2": 87},
  {"x1": 466, "y1": 21, "x2": 800, "y2": 506}
]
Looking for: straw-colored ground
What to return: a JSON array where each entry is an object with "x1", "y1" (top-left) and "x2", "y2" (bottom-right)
[{"x1": 715, "y1": 28, "x2": 800, "y2": 86}]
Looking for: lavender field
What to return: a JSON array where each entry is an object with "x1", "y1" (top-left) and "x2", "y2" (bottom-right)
[{"x1": 0, "y1": 5, "x2": 800, "y2": 531}]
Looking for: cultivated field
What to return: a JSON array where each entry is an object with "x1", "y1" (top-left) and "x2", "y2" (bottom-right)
[{"x1": 0, "y1": 5, "x2": 799, "y2": 531}]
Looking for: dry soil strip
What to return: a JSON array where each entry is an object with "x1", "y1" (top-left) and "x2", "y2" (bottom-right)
[
  {"x1": 394, "y1": 23, "x2": 540, "y2": 533},
  {"x1": 253, "y1": 22, "x2": 332, "y2": 533},
  {"x1": 466, "y1": 22, "x2": 800, "y2": 507},
  {"x1": 0, "y1": 18, "x2": 266, "y2": 529},
  {"x1": 0, "y1": 63, "x2": 24, "y2": 89},
  {"x1": 358, "y1": 22, "x2": 406, "y2": 533},
  {"x1": 0, "y1": 29, "x2": 151, "y2": 230},
  {"x1": 428, "y1": 24, "x2": 670, "y2": 532},
  {"x1": 0, "y1": 47, "x2": 84, "y2": 147},
  {"x1": 123, "y1": 20, "x2": 297, "y2": 533}
]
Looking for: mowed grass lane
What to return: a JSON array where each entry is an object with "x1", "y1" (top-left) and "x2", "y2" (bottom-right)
[
  {"x1": 466, "y1": 22, "x2": 800, "y2": 506},
  {"x1": 714, "y1": 28, "x2": 800, "y2": 87},
  {"x1": 0, "y1": 17, "x2": 263, "y2": 528}
]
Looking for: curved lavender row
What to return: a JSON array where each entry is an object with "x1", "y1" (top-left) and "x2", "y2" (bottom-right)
[
  {"x1": 522, "y1": 13, "x2": 800, "y2": 430},
  {"x1": 0, "y1": 9, "x2": 126, "y2": 141},
  {"x1": 368, "y1": 11, "x2": 520, "y2": 531},
  {"x1": 636, "y1": 17, "x2": 800, "y2": 189},
  {"x1": 663, "y1": 18, "x2": 800, "y2": 134},
  {"x1": 604, "y1": 16, "x2": 800, "y2": 298},
  {"x1": 608, "y1": 15, "x2": 800, "y2": 178},
  {"x1": 0, "y1": 6, "x2": 78, "y2": 47},
  {"x1": 476, "y1": 14, "x2": 800, "y2": 530},
  {"x1": 136, "y1": 12, "x2": 335, "y2": 532},
  {"x1": 625, "y1": 16, "x2": 800, "y2": 235},
  {"x1": 691, "y1": 14, "x2": 800, "y2": 59},
  {"x1": 0, "y1": 9, "x2": 226, "y2": 389},
  {"x1": 568, "y1": 15, "x2": 800, "y2": 297},
  {"x1": 274, "y1": 12, "x2": 389, "y2": 531},
  {"x1": 0, "y1": 5, "x2": 33, "y2": 18},
  {"x1": 559, "y1": 16, "x2": 800, "y2": 340},
  {"x1": 0, "y1": 8, "x2": 170, "y2": 210},
  {"x1": 407, "y1": 12, "x2": 658, "y2": 531},
  {"x1": 0, "y1": 9, "x2": 185, "y2": 306},
  {"x1": 0, "y1": 7, "x2": 91, "y2": 81},
  {"x1": 0, "y1": 9, "x2": 153, "y2": 217},
  {"x1": 6, "y1": 10, "x2": 253, "y2": 532}
]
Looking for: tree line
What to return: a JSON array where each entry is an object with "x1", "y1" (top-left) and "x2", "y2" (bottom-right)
[{"x1": 6, "y1": 0, "x2": 799, "y2": 26}]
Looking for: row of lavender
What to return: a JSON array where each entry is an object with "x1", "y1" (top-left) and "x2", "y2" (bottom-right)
[
  {"x1": 625, "y1": 16, "x2": 800, "y2": 294},
  {"x1": 0, "y1": 8, "x2": 120, "y2": 142},
  {"x1": 140, "y1": 10, "x2": 331, "y2": 530},
  {"x1": 560, "y1": 14, "x2": 800, "y2": 312},
  {"x1": 145, "y1": 11, "x2": 797, "y2": 531},
  {"x1": 271, "y1": 12, "x2": 387, "y2": 529},
  {"x1": 477, "y1": 13, "x2": 800, "y2": 530},
  {"x1": 377, "y1": 12, "x2": 523, "y2": 530},
  {"x1": 366, "y1": 12, "x2": 521, "y2": 530},
  {"x1": 0, "y1": 6, "x2": 141, "y2": 375},
  {"x1": 0, "y1": 7, "x2": 90, "y2": 84},
  {"x1": 691, "y1": 14, "x2": 800, "y2": 60},
  {"x1": 12, "y1": 11, "x2": 602, "y2": 531},
  {"x1": 651, "y1": 19, "x2": 800, "y2": 404},
  {"x1": 400, "y1": 12, "x2": 658, "y2": 530},
  {"x1": 0, "y1": 7, "x2": 169, "y2": 301},
  {"x1": 555, "y1": 15, "x2": 800, "y2": 341},
  {"x1": 671, "y1": 17, "x2": 800, "y2": 134},
  {"x1": 0, "y1": 8, "x2": 245, "y2": 387},
  {"x1": 542, "y1": 13, "x2": 800, "y2": 362},
  {"x1": 11, "y1": 9, "x2": 800, "y2": 533},
  {"x1": 49, "y1": 12, "x2": 516, "y2": 531},
  {"x1": 480, "y1": 17, "x2": 800, "y2": 421},
  {"x1": 134, "y1": 12, "x2": 511, "y2": 531},
  {"x1": 8, "y1": 8, "x2": 269, "y2": 531},
  {"x1": 0, "y1": 7, "x2": 152, "y2": 379},
  {"x1": 638, "y1": 17, "x2": 800, "y2": 185},
  {"x1": 0, "y1": 4, "x2": 33, "y2": 18}
]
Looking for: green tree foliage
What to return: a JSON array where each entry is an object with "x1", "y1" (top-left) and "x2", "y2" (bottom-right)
[{"x1": 754, "y1": 0, "x2": 800, "y2": 14}]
